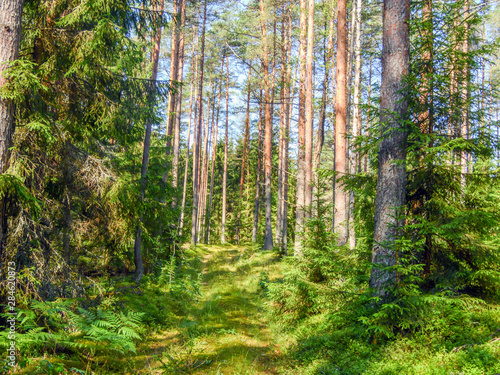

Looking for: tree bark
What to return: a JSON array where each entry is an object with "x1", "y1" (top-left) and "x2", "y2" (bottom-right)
[
  {"x1": 259, "y1": 0, "x2": 274, "y2": 250},
  {"x1": 237, "y1": 62, "x2": 253, "y2": 244},
  {"x1": 179, "y1": 25, "x2": 198, "y2": 236},
  {"x1": 348, "y1": 0, "x2": 362, "y2": 250},
  {"x1": 0, "y1": 0, "x2": 23, "y2": 174},
  {"x1": 172, "y1": 0, "x2": 186, "y2": 194},
  {"x1": 294, "y1": 0, "x2": 307, "y2": 255},
  {"x1": 369, "y1": 0, "x2": 410, "y2": 295},
  {"x1": 191, "y1": 0, "x2": 207, "y2": 245},
  {"x1": 0, "y1": 0, "x2": 23, "y2": 260},
  {"x1": 334, "y1": 0, "x2": 348, "y2": 246},
  {"x1": 221, "y1": 54, "x2": 230, "y2": 243},
  {"x1": 304, "y1": 0, "x2": 315, "y2": 220},
  {"x1": 252, "y1": 91, "x2": 264, "y2": 243},
  {"x1": 205, "y1": 73, "x2": 223, "y2": 244},
  {"x1": 314, "y1": 3, "x2": 334, "y2": 174}
]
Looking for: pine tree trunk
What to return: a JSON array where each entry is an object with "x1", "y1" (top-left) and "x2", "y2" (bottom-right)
[
  {"x1": 314, "y1": 3, "x2": 334, "y2": 174},
  {"x1": 295, "y1": 0, "x2": 307, "y2": 255},
  {"x1": 179, "y1": 25, "x2": 198, "y2": 236},
  {"x1": 348, "y1": 0, "x2": 362, "y2": 250},
  {"x1": 0, "y1": 0, "x2": 23, "y2": 174},
  {"x1": 165, "y1": 0, "x2": 181, "y2": 160},
  {"x1": 304, "y1": 0, "x2": 315, "y2": 220},
  {"x1": 237, "y1": 62, "x2": 253, "y2": 244},
  {"x1": 253, "y1": 91, "x2": 264, "y2": 243},
  {"x1": 460, "y1": 0, "x2": 470, "y2": 192},
  {"x1": 172, "y1": 0, "x2": 186, "y2": 194},
  {"x1": 221, "y1": 54, "x2": 229, "y2": 243},
  {"x1": 259, "y1": 0, "x2": 273, "y2": 250},
  {"x1": 0, "y1": 0, "x2": 23, "y2": 260},
  {"x1": 369, "y1": 0, "x2": 410, "y2": 295},
  {"x1": 276, "y1": 8, "x2": 287, "y2": 247},
  {"x1": 198, "y1": 81, "x2": 213, "y2": 239},
  {"x1": 334, "y1": 0, "x2": 348, "y2": 246},
  {"x1": 205, "y1": 74, "x2": 222, "y2": 244},
  {"x1": 191, "y1": 0, "x2": 207, "y2": 245}
]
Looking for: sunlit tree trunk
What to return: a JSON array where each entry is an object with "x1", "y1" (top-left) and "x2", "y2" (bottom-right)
[
  {"x1": 259, "y1": 0, "x2": 273, "y2": 250},
  {"x1": 179, "y1": 25, "x2": 199, "y2": 236},
  {"x1": 460, "y1": 0, "x2": 470, "y2": 192},
  {"x1": 206, "y1": 74, "x2": 223, "y2": 244},
  {"x1": 221, "y1": 54, "x2": 230, "y2": 243},
  {"x1": 348, "y1": 0, "x2": 362, "y2": 250},
  {"x1": 334, "y1": 0, "x2": 348, "y2": 246},
  {"x1": 172, "y1": 0, "x2": 186, "y2": 195},
  {"x1": 314, "y1": 2, "x2": 334, "y2": 174},
  {"x1": 192, "y1": 0, "x2": 207, "y2": 245},
  {"x1": 304, "y1": 0, "x2": 315, "y2": 220},
  {"x1": 237, "y1": 63, "x2": 253, "y2": 244},
  {"x1": 253, "y1": 91, "x2": 264, "y2": 243},
  {"x1": 369, "y1": 0, "x2": 410, "y2": 295},
  {"x1": 295, "y1": 0, "x2": 307, "y2": 255}
]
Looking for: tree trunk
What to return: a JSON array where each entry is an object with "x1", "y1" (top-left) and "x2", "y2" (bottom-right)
[
  {"x1": 198, "y1": 80, "x2": 213, "y2": 238},
  {"x1": 276, "y1": 7, "x2": 287, "y2": 248},
  {"x1": 334, "y1": 0, "x2": 348, "y2": 246},
  {"x1": 0, "y1": 0, "x2": 23, "y2": 174},
  {"x1": 191, "y1": 0, "x2": 207, "y2": 245},
  {"x1": 237, "y1": 62, "x2": 253, "y2": 244},
  {"x1": 253, "y1": 91, "x2": 264, "y2": 243},
  {"x1": 165, "y1": 0, "x2": 181, "y2": 160},
  {"x1": 294, "y1": 0, "x2": 307, "y2": 255},
  {"x1": 348, "y1": 0, "x2": 362, "y2": 250},
  {"x1": 0, "y1": 0, "x2": 24, "y2": 260},
  {"x1": 172, "y1": 0, "x2": 186, "y2": 194},
  {"x1": 221, "y1": 54, "x2": 230, "y2": 243},
  {"x1": 304, "y1": 0, "x2": 315, "y2": 220},
  {"x1": 314, "y1": 3, "x2": 334, "y2": 173},
  {"x1": 205, "y1": 72, "x2": 223, "y2": 244},
  {"x1": 369, "y1": 0, "x2": 410, "y2": 295},
  {"x1": 259, "y1": 0, "x2": 273, "y2": 250},
  {"x1": 179, "y1": 25, "x2": 198, "y2": 236},
  {"x1": 460, "y1": 0, "x2": 469, "y2": 192}
]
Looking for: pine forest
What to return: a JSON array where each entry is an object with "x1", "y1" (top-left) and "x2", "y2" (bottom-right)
[{"x1": 1, "y1": 0, "x2": 500, "y2": 373}]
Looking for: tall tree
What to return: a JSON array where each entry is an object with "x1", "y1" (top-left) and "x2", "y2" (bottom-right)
[
  {"x1": 237, "y1": 62, "x2": 253, "y2": 244},
  {"x1": 334, "y1": 0, "x2": 348, "y2": 246},
  {"x1": 259, "y1": 0, "x2": 273, "y2": 250},
  {"x1": 295, "y1": 0, "x2": 307, "y2": 255},
  {"x1": 172, "y1": 0, "x2": 187, "y2": 193},
  {"x1": 348, "y1": 0, "x2": 363, "y2": 250},
  {"x1": 0, "y1": 0, "x2": 23, "y2": 174},
  {"x1": 0, "y1": 0, "x2": 24, "y2": 259},
  {"x1": 369, "y1": 0, "x2": 410, "y2": 294},
  {"x1": 221, "y1": 54, "x2": 229, "y2": 243},
  {"x1": 192, "y1": 0, "x2": 207, "y2": 245},
  {"x1": 304, "y1": 0, "x2": 315, "y2": 219}
]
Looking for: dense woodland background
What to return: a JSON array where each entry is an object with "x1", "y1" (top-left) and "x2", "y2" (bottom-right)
[{"x1": 1, "y1": 0, "x2": 500, "y2": 373}]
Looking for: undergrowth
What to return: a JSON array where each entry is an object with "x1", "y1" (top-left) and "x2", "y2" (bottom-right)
[{"x1": 0, "y1": 246, "x2": 204, "y2": 374}]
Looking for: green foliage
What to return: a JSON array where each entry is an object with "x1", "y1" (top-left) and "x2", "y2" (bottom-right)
[{"x1": 0, "y1": 299, "x2": 144, "y2": 357}]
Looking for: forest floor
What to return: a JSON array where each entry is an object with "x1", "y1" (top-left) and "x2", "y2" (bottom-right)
[{"x1": 129, "y1": 244, "x2": 291, "y2": 375}]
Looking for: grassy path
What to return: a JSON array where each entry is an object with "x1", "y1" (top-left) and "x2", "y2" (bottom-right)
[{"x1": 137, "y1": 244, "x2": 287, "y2": 375}]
